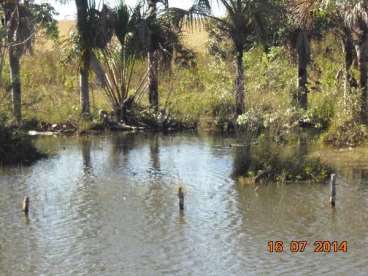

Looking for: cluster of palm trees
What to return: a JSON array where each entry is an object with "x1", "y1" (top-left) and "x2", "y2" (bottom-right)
[
  {"x1": 68, "y1": 0, "x2": 368, "y2": 124},
  {"x1": 66, "y1": 0, "x2": 194, "y2": 120},
  {"x1": 2, "y1": 0, "x2": 368, "y2": 127},
  {"x1": 293, "y1": 0, "x2": 368, "y2": 122},
  {"x1": 70, "y1": 0, "x2": 283, "y2": 119}
]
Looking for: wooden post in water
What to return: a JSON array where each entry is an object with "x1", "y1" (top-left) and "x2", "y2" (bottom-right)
[
  {"x1": 178, "y1": 187, "x2": 184, "y2": 211},
  {"x1": 330, "y1": 174, "x2": 336, "y2": 207},
  {"x1": 22, "y1": 196, "x2": 29, "y2": 216}
]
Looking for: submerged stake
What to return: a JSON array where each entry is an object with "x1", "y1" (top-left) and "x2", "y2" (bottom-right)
[
  {"x1": 330, "y1": 174, "x2": 336, "y2": 207},
  {"x1": 178, "y1": 187, "x2": 184, "y2": 211},
  {"x1": 22, "y1": 196, "x2": 29, "y2": 215}
]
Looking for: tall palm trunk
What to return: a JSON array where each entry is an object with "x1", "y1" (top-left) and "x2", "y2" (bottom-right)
[
  {"x1": 9, "y1": 46, "x2": 21, "y2": 125},
  {"x1": 355, "y1": 36, "x2": 368, "y2": 123},
  {"x1": 76, "y1": 0, "x2": 90, "y2": 115},
  {"x1": 148, "y1": 50, "x2": 159, "y2": 111},
  {"x1": 297, "y1": 51, "x2": 308, "y2": 110},
  {"x1": 5, "y1": 2, "x2": 22, "y2": 125},
  {"x1": 80, "y1": 50, "x2": 90, "y2": 115},
  {"x1": 342, "y1": 30, "x2": 355, "y2": 98},
  {"x1": 234, "y1": 49, "x2": 245, "y2": 115},
  {"x1": 296, "y1": 30, "x2": 309, "y2": 110},
  {"x1": 147, "y1": 0, "x2": 159, "y2": 111}
]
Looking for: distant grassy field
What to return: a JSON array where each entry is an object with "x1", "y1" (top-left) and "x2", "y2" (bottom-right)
[
  {"x1": 51, "y1": 20, "x2": 208, "y2": 54},
  {"x1": 58, "y1": 20, "x2": 75, "y2": 37},
  {"x1": 182, "y1": 25, "x2": 209, "y2": 54}
]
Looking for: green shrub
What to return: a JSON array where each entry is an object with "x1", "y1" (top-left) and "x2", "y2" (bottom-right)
[
  {"x1": 323, "y1": 89, "x2": 367, "y2": 147},
  {"x1": 323, "y1": 121, "x2": 368, "y2": 147},
  {"x1": 304, "y1": 93, "x2": 335, "y2": 129},
  {"x1": 234, "y1": 139, "x2": 332, "y2": 183}
]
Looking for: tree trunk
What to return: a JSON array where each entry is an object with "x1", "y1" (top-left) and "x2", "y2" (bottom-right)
[
  {"x1": 296, "y1": 30, "x2": 309, "y2": 110},
  {"x1": 147, "y1": 0, "x2": 159, "y2": 111},
  {"x1": 76, "y1": 0, "x2": 90, "y2": 116},
  {"x1": 234, "y1": 50, "x2": 245, "y2": 115},
  {"x1": 342, "y1": 31, "x2": 355, "y2": 98},
  {"x1": 80, "y1": 50, "x2": 90, "y2": 115},
  {"x1": 5, "y1": 2, "x2": 22, "y2": 125},
  {"x1": 76, "y1": 0, "x2": 89, "y2": 32},
  {"x1": 148, "y1": 50, "x2": 159, "y2": 111},
  {"x1": 9, "y1": 46, "x2": 21, "y2": 125},
  {"x1": 90, "y1": 52, "x2": 107, "y2": 88},
  {"x1": 355, "y1": 37, "x2": 368, "y2": 123},
  {"x1": 297, "y1": 52, "x2": 308, "y2": 110}
]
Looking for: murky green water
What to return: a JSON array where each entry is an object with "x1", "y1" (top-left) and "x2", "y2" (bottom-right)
[{"x1": 0, "y1": 132, "x2": 367, "y2": 275}]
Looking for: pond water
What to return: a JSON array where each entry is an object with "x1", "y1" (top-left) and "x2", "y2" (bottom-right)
[{"x1": 0, "y1": 132, "x2": 367, "y2": 275}]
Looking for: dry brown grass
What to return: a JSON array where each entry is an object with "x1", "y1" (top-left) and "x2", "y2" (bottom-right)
[
  {"x1": 182, "y1": 25, "x2": 209, "y2": 54},
  {"x1": 35, "y1": 20, "x2": 75, "y2": 50},
  {"x1": 36, "y1": 20, "x2": 208, "y2": 53},
  {"x1": 58, "y1": 20, "x2": 76, "y2": 37}
]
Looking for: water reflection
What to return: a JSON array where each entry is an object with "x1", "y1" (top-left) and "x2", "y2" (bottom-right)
[
  {"x1": 80, "y1": 137, "x2": 93, "y2": 176},
  {"x1": 230, "y1": 133, "x2": 330, "y2": 184},
  {"x1": 231, "y1": 145, "x2": 251, "y2": 178},
  {"x1": 298, "y1": 132, "x2": 308, "y2": 156},
  {"x1": 149, "y1": 133, "x2": 160, "y2": 172}
]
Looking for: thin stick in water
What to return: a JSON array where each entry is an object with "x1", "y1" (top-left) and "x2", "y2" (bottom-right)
[
  {"x1": 330, "y1": 174, "x2": 336, "y2": 207},
  {"x1": 178, "y1": 187, "x2": 184, "y2": 211},
  {"x1": 22, "y1": 196, "x2": 29, "y2": 216}
]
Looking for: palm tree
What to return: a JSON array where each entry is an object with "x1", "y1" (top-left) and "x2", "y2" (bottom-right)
[
  {"x1": 194, "y1": 0, "x2": 281, "y2": 116},
  {"x1": 339, "y1": 23, "x2": 356, "y2": 96},
  {"x1": 117, "y1": 0, "x2": 195, "y2": 113},
  {"x1": 92, "y1": 1, "x2": 194, "y2": 121},
  {"x1": 59, "y1": 0, "x2": 114, "y2": 116},
  {"x1": 344, "y1": 2, "x2": 368, "y2": 122},
  {"x1": 289, "y1": 0, "x2": 319, "y2": 110},
  {"x1": 295, "y1": 29, "x2": 310, "y2": 110},
  {"x1": 145, "y1": 0, "x2": 175, "y2": 111},
  {"x1": 75, "y1": 0, "x2": 90, "y2": 116},
  {"x1": 290, "y1": 0, "x2": 349, "y2": 109},
  {"x1": 75, "y1": 0, "x2": 111, "y2": 116},
  {"x1": 326, "y1": 9, "x2": 357, "y2": 98},
  {"x1": 297, "y1": 0, "x2": 368, "y2": 121},
  {"x1": 141, "y1": 0, "x2": 196, "y2": 111},
  {"x1": 94, "y1": 2, "x2": 148, "y2": 122},
  {"x1": 147, "y1": 0, "x2": 160, "y2": 111}
]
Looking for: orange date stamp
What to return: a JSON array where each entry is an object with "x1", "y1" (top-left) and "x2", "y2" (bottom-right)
[{"x1": 267, "y1": 240, "x2": 347, "y2": 253}]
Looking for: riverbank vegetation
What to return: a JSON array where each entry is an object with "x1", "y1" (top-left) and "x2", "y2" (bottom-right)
[
  {"x1": 233, "y1": 136, "x2": 333, "y2": 184},
  {"x1": 0, "y1": 0, "x2": 367, "y2": 171},
  {"x1": 0, "y1": 115, "x2": 44, "y2": 165}
]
